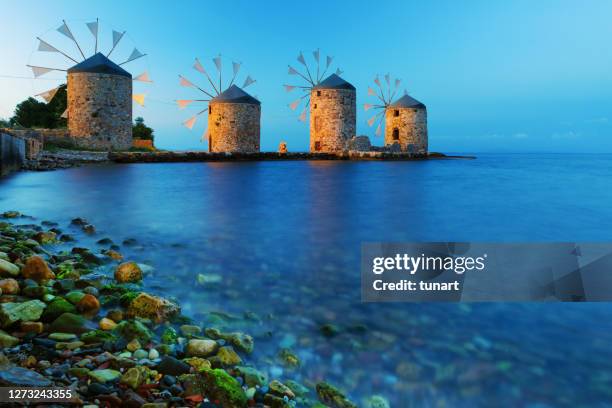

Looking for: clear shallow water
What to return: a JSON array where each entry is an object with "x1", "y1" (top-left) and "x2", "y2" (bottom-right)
[{"x1": 2, "y1": 154, "x2": 612, "y2": 406}]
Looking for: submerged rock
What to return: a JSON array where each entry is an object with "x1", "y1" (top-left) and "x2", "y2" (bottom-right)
[
  {"x1": 113, "y1": 320, "x2": 153, "y2": 343},
  {"x1": 316, "y1": 382, "x2": 357, "y2": 408},
  {"x1": 205, "y1": 328, "x2": 254, "y2": 354},
  {"x1": 89, "y1": 369, "x2": 121, "y2": 383},
  {"x1": 0, "y1": 329, "x2": 19, "y2": 347},
  {"x1": 186, "y1": 339, "x2": 218, "y2": 357},
  {"x1": 126, "y1": 293, "x2": 180, "y2": 323},
  {"x1": 156, "y1": 356, "x2": 191, "y2": 376},
  {"x1": 0, "y1": 259, "x2": 20, "y2": 277},
  {"x1": 21, "y1": 256, "x2": 55, "y2": 282},
  {"x1": 215, "y1": 346, "x2": 242, "y2": 366},
  {"x1": 0, "y1": 300, "x2": 46, "y2": 327},
  {"x1": 114, "y1": 262, "x2": 143, "y2": 283}
]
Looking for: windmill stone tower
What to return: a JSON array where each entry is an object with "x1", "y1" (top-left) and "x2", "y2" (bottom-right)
[
  {"x1": 67, "y1": 53, "x2": 133, "y2": 150},
  {"x1": 309, "y1": 73, "x2": 356, "y2": 152},
  {"x1": 385, "y1": 94, "x2": 428, "y2": 153},
  {"x1": 208, "y1": 84, "x2": 261, "y2": 153}
]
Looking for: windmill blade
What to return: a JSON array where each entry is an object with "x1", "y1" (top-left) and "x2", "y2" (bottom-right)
[
  {"x1": 288, "y1": 66, "x2": 300, "y2": 75},
  {"x1": 364, "y1": 103, "x2": 374, "y2": 111},
  {"x1": 232, "y1": 61, "x2": 241, "y2": 76},
  {"x1": 57, "y1": 21, "x2": 75, "y2": 41},
  {"x1": 297, "y1": 52, "x2": 307, "y2": 66},
  {"x1": 375, "y1": 123, "x2": 382, "y2": 136},
  {"x1": 395, "y1": 78, "x2": 401, "y2": 88},
  {"x1": 107, "y1": 30, "x2": 125, "y2": 58},
  {"x1": 119, "y1": 48, "x2": 146, "y2": 65},
  {"x1": 212, "y1": 55, "x2": 222, "y2": 94},
  {"x1": 242, "y1": 76, "x2": 256, "y2": 88},
  {"x1": 313, "y1": 49, "x2": 320, "y2": 63},
  {"x1": 284, "y1": 85, "x2": 297, "y2": 92},
  {"x1": 176, "y1": 99, "x2": 195, "y2": 109},
  {"x1": 367, "y1": 111, "x2": 384, "y2": 127},
  {"x1": 132, "y1": 94, "x2": 146, "y2": 107},
  {"x1": 57, "y1": 20, "x2": 85, "y2": 59},
  {"x1": 326, "y1": 56, "x2": 333, "y2": 68},
  {"x1": 193, "y1": 58, "x2": 220, "y2": 96},
  {"x1": 335, "y1": 68, "x2": 343, "y2": 76},
  {"x1": 384, "y1": 73, "x2": 391, "y2": 86},
  {"x1": 298, "y1": 108, "x2": 307, "y2": 122},
  {"x1": 368, "y1": 87, "x2": 377, "y2": 96},
  {"x1": 134, "y1": 71, "x2": 153, "y2": 82},
  {"x1": 289, "y1": 98, "x2": 301, "y2": 111},
  {"x1": 86, "y1": 19, "x2": 99, "y2": 53},
  {"x1": 179, "y1": 75, "x2": 195, "y2": 87},
  {"x1": 193, "y1": 58, "x2": 206, "y2": 74},
  {"x1": 37, "y1": 37, "x2": 78, "y2": 63},
  {"x1": 61, "y1": 109, "x2": 68, "y2": 119},
  {"x1": 183, "y1": 115, "x2": 197, "y2": 130},
  {"x1": 374, "y1": 76, "x2": 382, "y2": 88},
  {"x1": 213, "y1": 55, "x2": 222, "y2": 72},
  {"x1": 28, "y1": 65, "x2": 64, "y2": 77},
  {"x1": 35, "y1": 86, "x2": 60, "y2": 103},
  {"x1": 201, "y1": 127, "x2": 210, "y2": 143}
]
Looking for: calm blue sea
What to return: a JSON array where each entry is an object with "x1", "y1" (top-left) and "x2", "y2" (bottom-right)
[{"x1": 2, "y1": 154, "x2": 612, "y2": 406}]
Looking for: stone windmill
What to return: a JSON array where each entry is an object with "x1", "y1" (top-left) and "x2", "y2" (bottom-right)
[
  {"x1": 28, "y1": 18, "x2": 151, "y2": 150},
  {"x1": 364, "y1": 74, "x2": 428, "y2": 153},
  {"x1": 284, "y1": 50, "x2": 356, "y2": 152},
  {"x1": 177, "y1": 56, "x2": 260, "y2": 153}
]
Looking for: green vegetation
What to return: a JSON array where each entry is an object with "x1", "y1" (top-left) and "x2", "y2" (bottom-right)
[
  {"x1": 133, "y1": 117, "x2": 154, "y2": 141},
  {"x1": 10, "y1": 84, "x2": 67, "y2": 129}
]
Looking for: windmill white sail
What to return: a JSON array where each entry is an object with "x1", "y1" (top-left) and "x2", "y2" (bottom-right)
[{"x1": 284, "y1": 49, "x2": 342, "y2": 122}]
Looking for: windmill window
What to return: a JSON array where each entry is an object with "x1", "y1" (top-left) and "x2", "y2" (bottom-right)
[
  {"x1": 394, "y1": 110, "x2": 399, "y2": 117},
  {"x1": 314, "y1": 104, "x2": 317, "y2": 109},
  {"x1": 314, "y1": 141, "x2": 321, "y2": 151},
  {"x1": 392, "y1": 128, "x2": 400, "y2": 140},
  {"x1": 209, "y1": 106, "x2": 212, "y2": 114},
  {"x1": 317, "y1": 91, "x2": 321, "y2": 96}
]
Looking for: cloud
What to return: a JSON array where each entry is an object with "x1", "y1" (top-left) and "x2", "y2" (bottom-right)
[
  {"x1": 552, "y1": 131, "x2": 581, "y2": 139},
  {"x1": 585, "y1": 117, "x2": 609, "y2": 124}
]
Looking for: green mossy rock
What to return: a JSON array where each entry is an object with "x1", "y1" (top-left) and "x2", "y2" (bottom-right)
[
  {"x1": 65, "y1": 290, "x2": 86, "y2": 305},
  {"x1": 89, "y1": 369, "x2": 121, "y2": 383},
  {"x1": 200, "y1": 368, "x2": 247, "y2": 408},
  {"x1": 42, "y1": 297, "x2": 76, "y2": 321},
  {"x1": 0, "y1": 300, "x2": 46, "y2": 328},
  {"x1": 316, "y1": 382, "x2": 357, "y2": 408},
  {"x1": 120, "y1": 366, "x2": 152, "y2": 389},
  {"x1": 161, "y1": 327, "x2": 178, "y2": 344},
  {"x1": 81, "y1": 329, "x2": 118, "y2": 344},
  {"x1": 0, "y1": 259, "x2": 20, "y2": 277},
  {"x1": 215, "y1": 346, "x2": 242, "y2": 366},
  {"x1": 236, "y1": 366, "x2": 267, "y2": 387},
  {"x1": 113, "y1": 320, "x2": 153, "y2": 343},
  {"x1": 0, "y1": 329, "x2": 19, "y2": 347},
  {"x1": 49, "y1": 313, "x2": 89, "y2": 334}
]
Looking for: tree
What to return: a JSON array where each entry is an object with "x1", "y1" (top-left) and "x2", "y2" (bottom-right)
[
  {"x1": 133, "y1": 117, "x2": 154, "y2": 141},
  {"x1": 10, "y1": 84, "x2": 67, "y2": 129},
  {"x1": 0, "y1": 118, "x2": 10, "y2": 128}
]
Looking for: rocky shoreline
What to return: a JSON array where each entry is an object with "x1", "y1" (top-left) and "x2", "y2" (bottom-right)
[
  {"x1": 0, "y1": 211, "x2": 365, "y2": 408},
  {"x1": 23, "y1": 150, "x2": 110, "y2": 172}
]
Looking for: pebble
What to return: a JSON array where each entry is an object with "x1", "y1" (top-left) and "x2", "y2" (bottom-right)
[
  {"x1": 148, "y1": 348, "x2": 160, "y2": 359},
  {"x1": 99, "y1": 317, "x2": 117, "y2": 331}
]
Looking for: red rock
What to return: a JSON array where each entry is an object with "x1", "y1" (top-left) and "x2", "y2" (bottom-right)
[
  {"x1": 0, "y1": 279, "x2": 19, "y2": 295},
  {"x1": 76, "y1": 294, "x2": 100, "y2": 315},
  {"x1": 21, "y1": 256, "x2": 55, "y2": 282}
]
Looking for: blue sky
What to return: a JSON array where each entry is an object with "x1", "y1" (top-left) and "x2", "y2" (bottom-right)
[{"x1": 0, "y1": 0, "x2": 610, "y2": 153}]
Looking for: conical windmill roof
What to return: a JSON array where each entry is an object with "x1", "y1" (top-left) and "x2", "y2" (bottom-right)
[
  {"x1": 211, "y1": 84, "x2": 260, "y2": 105},
  {"x1": 68, "y1": 53, "x2": 131, "y2": 78},
  {"x1": 313, "y1": 73, "x2": 355, "y2": 90},
  {"x1": 390, "y1": 94, "x2": 426, "y2": 109}
]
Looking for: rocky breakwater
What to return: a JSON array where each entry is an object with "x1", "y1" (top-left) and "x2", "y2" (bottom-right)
[
  {"x1": 0, "y1": 210, "x2": 358, "y2": 408},
  {"x1": 109, "y1": 150, "x2": 457, "y2": 163},
  {"x1": 23, "y1": 149, "x2": 110, "y2": 172}
]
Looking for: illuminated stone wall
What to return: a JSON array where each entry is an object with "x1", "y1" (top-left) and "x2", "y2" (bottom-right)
[
  {"x1": 384, "y1": 107, "x2": 428, "y2": 153},
  {"x1": 67, "y1": 72, "x2": 132, "y2": 151},
  {"x1": 208, "y1": 102, "x2": 260, "y2": 153},
  {"x1": 309, "y1": 88, "x2": 356, "y2": 152}
]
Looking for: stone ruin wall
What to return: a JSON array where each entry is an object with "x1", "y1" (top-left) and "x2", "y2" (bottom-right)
[
  {"x1": 385, "y1": 107, "x2": 428, "y2": 153},
  {"x1": 309, "y1": 88, "x2": 356, "y2": 152},
  {"x1": 208, "y1": 102, "x2": 261, "y2": 153},
  {"x1": 67, "y1": 72, "x2": 132, "y2": 151}
]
